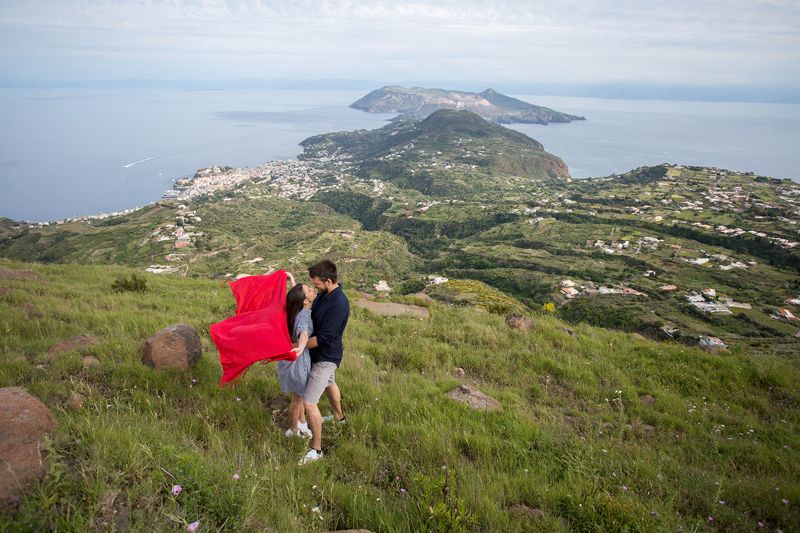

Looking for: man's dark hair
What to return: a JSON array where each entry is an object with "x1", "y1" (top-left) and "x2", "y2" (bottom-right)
[{"x1": 308, "y1": 260, "x2": 338, "y2": 283}]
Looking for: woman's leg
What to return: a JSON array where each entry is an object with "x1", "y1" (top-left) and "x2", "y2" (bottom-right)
[{"x1": 289, "y1": 393, "x2": 304, "y2": 431}]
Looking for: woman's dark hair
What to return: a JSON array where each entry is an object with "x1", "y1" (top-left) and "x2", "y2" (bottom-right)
[
  {"x1": 286, "y1": 283, "x2": 306, "y2": 339},
  {"x1": 308, "y1": 259, "x2": 337, "y2": 283}
]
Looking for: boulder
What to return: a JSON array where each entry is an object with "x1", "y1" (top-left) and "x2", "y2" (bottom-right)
[
  {"x1": 639, "y1": 394, "x2": 656, "y2": 407},
  {"x1": 0, "y1": 387, "x2": 58, "y2": 509},
  {"x1": 139, "y1": 323, "x2": 202, "y2": 370},
  {"x1": 509, "y1": 504, "x2": 545, "y2": 520},
  {"x1": 410, "y1": 292, "x2": 435, "y2": 304},
  {"x1": 447, "y1": 383, "x2": 501, "y2": 411},
  {"x1": 505, "y1": 313, "x2": 532, "y2": 331},
  {"x1": 453, "y1": 367, "x2": 466, "y2": 378},
  {"x1": 66, "y1": 392, "x2": 85, "y2": 410},
  {"x1": 82, "y1": 356, "x2": 101, "y2": 369},
  {"x1": 47, "y1": 335, "x2": 98, "y2": 359}
]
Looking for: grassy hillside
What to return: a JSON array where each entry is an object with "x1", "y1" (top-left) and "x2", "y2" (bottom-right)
[
  {"x1": 300, "y1": 109, "x2": 570, "y2": 196},
  {"x1": 1, "y1": 258, "x2": 798, "y2": 531}
]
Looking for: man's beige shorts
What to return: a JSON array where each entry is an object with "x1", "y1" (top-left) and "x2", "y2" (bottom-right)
[{"x1": 304, "y1": 361, "x2": 337, "y2": 404}]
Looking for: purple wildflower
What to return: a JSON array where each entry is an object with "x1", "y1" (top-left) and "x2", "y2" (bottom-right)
[
  {"x1": 171, "y1": 485, "x2": 182, "y2": 495},
  {"x1": 232, "y1": 472, "x2": 240, "y2": 480},
  {"x1": 187, "y1": 521, "x2": 200, "y2": 532}
]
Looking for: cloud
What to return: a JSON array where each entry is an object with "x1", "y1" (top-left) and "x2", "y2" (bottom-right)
[{"x1": 0, "y1": 0, "x2": 798, "y2": 85}]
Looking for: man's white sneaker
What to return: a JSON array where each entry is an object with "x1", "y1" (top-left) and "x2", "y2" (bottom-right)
[
  {"x1": 299, "y1": 448, "x2": 323, "y2": 465},
  {"x1": 298, "y1": 426, "x2": 313, "y2": 438},
  {"x1": 322, "y1": 415, "x2": 347, "y2": 424}
]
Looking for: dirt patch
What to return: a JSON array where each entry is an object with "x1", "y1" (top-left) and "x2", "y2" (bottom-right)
[
  {"x1": 447, "y1": 383, "x2": 501, "y2": 411},
  {"x1": 0, "y1": 287, "x2": 12, "y2": 296},
  {"x1": 47, "y1": 335, "x2": 98, "y2": 358},
  {"x1": 0, "y1": 268, "x2": 40, "y2": 281},
  {"x1": 354, "y1": 299, "x2": 429, "y2": 319}
]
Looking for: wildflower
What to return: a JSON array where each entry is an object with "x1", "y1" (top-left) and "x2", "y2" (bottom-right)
[
  {"x1": 622, "y1": 485, "x2": 628, "y2": 491},
  {"x1": 602, "y1": 449, "x2": 608, "y2": 454},
  {"x1": 719, "y1": 500, "x2": 726, "y2": 505},
  {"x1": 311, "y1": 506, "x2": 320, "y2": 513},
  {"x1": 172, "y1": 485, "x2": 182, "y2": 495},
  {"x1": 187, "y1": 521, "x2": 200, "y2": 532},
  {"x1": 400, "y1": 488, "x2": 407, "y2": 493},
  {"x1": 782, "y1": 499, "x2": 789, "y2": 504},
  {"x1": 236, "y1": 397, "x2": 241, "y2": 402},
  {"x1": 191, "y1": 378, "x2": 197, "y2": 384},
  {"x1": 758, "y1": 522, "x2": 765, "y2": 528},
  {"x1": 708, "y1": 516, "x2": 714, "y2": 522},
  {"x1": 232, "y1": 472, "x2": 240, "y2": 480}
]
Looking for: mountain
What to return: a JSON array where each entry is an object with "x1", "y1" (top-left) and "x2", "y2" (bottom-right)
[
  {"x1": 300, "y1": 109, "x2": 571, "y2": 195},
  {"x1": 350, "y1": 86, "x2": 586, "y2": 124}
]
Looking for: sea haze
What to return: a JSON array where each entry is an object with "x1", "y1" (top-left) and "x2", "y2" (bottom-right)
[{"x1": 1, "y1": 89, "x2": 798, "y2": 221}]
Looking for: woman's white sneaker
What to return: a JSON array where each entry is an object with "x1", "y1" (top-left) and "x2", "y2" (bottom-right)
[{"x1": 299, "y1": 448, "x2": 323, "y2": 465}]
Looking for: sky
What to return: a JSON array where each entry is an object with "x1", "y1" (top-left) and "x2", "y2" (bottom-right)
[{"x1": 1, "y1": 0, "x2": 799, "y2": 89}]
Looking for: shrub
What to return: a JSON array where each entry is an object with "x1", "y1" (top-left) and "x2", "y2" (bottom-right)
[{"x1": 111, "y1": 273, "x2": 148, "y2": 293}]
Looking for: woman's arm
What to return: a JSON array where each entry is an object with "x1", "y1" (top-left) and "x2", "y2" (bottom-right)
[
  {"x1": 306, "y1": 336, "x2": 318, "y2": 349},
  {"x1": 286, "y1": 271, "x2": 296, "y2": 287},
  {"x1": 293, "y1": 330, "x2": 309, "y2": 356}
]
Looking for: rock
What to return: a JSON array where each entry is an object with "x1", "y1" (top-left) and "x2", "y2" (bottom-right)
[
  {"x1": 11, "y1": 355, "x2": 27, "y2": 363},
  {"x1": 0, "y1": 287, "x2": 12, "y2": 296},
  {"x1": 639, "y1": 424, "x2": 656, "y2": 437},
  {"x1": 505, "y1": 313, "x2": 532, "y2": 331},
  {"x1": 66, "y1": 392, "x2": 85, "y2": 410},
  {"x1": 18, "y1": 303, "x2": 36, "y2": 316},
  {"x1": 47, "y1": 335, "x2": 98, "y2": 358},
  {"x1": 453, "y1": 367, "x2": 466, "y2": 378},
  {"x1": 354, "y1": 299, "x2": 429, "y2": 319},
  {"x1": 0, "y1": 387, "x2": 58, "y2": 509},
  {"x1": 509, "y1": 504, "x2": 545, "y2": 520},
  {"x1": 411, "y1": 292, "x2": 435, "y2": 304},
  {"x1": 561, "y1": 327, "x2": 576, "y2": 337},
  {"x1": 82, "y1": 356, "x2": 101, "y2": 369},
  {"x1": 629, "y1": 333, "x2": 648, "y2": 341},
  {"x1": 0, "y1": 268, "x2": 40, "y2": 281},
  {"x1": 639, "y1": 394, "x2": 656, "y2": 407},
  {"x1": 270, "y1": 395, "x2": 290, "y2": 412},
  {"x1": 328, "y1": 530, "x2": 374, "y2": 533},
  {"x1": 355, "y1": 291, "x2": 375, "y2": 301},
  {"x1": 447, "y1": 383, "x2": 501, "y2": 411},
  {"x1": 140, "y1": 323, "x2": 202, "y2": 370}
]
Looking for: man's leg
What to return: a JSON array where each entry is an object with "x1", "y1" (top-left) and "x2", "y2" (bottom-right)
[
  {"x1": 304, "y1": 401, "x2": 323, "y2": 451},
  {"x1": 325, "y1": 383, "x2": 344, "y2": 421}
]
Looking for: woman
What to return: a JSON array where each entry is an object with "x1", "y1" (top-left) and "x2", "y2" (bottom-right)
[{"x1": 277, "y1": 272, "x2": 315, "y2": 437}]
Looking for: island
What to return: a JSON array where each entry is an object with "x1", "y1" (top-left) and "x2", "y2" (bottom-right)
[{"x1": 350, "y1": 86, "x2": 586, "y2": 124}]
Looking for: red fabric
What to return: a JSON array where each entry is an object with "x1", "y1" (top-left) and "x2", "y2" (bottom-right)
[{"x1": 210, "y1": 270, "x2": 295, "y2": 385}]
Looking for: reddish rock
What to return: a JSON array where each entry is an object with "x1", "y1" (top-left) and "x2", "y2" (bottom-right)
[
  {"x1": 411, "y1": 292, "x2": 435, "y2": 304},
  {"x1": 140, "y1": 323, "x2": 202, "y2": 370},
  {"x1": 447, "y1": 383, "x2": 501, "y2": 411},
  {"x1": 82, "y1": 356, "x2": 101, "y2": 369},
  {"x1": 0, "y1": 387, "x2": 58, "y2": 509},
  {"x1": 639, "y1": 394, "x2": 656, "y2": 407},
  {"x1": 18, "y1": 303, "x2": 36, "y2": 316},
  {"x1": 47, "y1": 335, "x2": 98, "y2": 358},
  {"x1": 505, "y1": 313, "x2": 532, "y2": 331},
  {"x1": 66, "y1": 392, "x2": 85, "y2": 410}
]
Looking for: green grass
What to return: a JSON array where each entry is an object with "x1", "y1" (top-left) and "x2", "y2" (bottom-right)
[{"x1": 1, "y1": 258, "x2": 799, "y2": 531}]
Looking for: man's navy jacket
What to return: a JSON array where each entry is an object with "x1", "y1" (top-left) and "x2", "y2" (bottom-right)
[{"x1": 310, "y1": 285, "x2": 350, "y2": 367}]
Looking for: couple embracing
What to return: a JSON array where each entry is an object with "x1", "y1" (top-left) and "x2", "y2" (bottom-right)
[{"x1": 279, "y1": 260, "x2": 350, "y2": 465}]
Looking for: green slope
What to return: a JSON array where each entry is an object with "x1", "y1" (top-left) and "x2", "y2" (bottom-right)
[{"x1": 1, "y1": 259, "x2": 798, "y2": 531}]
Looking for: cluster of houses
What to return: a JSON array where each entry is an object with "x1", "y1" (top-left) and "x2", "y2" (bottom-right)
[
  {"x1": 685, "y1": 289, "x2": 752, "y2": 315},
  {"x1": 22, "y1": 206, "x2": 142, "y2": 228},
  {"x1": 559, "y1": 279, "x2": 646, "y2": 300},
  {"x1": 682, "y1": 252, "x2": 752, "y2": 271}
]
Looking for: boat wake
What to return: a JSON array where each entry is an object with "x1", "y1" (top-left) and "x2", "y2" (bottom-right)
[{"x1": 122, "y1": 152, "x2": 178, "y2": 169}]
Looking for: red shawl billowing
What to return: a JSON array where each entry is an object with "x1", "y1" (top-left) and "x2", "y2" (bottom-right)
[{"x1": 210, "y1": 270, "x2": 295, "y2": 385}]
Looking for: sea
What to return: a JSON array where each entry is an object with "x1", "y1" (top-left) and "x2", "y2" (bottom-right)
[{"x1": 1, "y1": 88, "x2": 798, "y2": 222}]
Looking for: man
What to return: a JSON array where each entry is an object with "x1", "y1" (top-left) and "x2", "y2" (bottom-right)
[{"x1": 300, "y1": 259, "x2": 350, "y2": 464}]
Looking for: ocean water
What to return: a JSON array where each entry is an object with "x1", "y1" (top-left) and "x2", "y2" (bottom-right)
[
  {"x1": 1, "y1": 89, "x2": 798, "y2": 221},
  {"x1": 507, "y1": 94, "x2": 800, "y2": 181}
]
